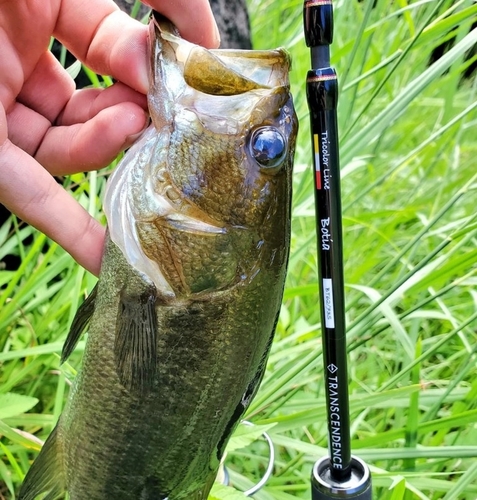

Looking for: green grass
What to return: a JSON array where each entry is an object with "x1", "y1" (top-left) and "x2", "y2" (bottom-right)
[{"x1": 1, "y1": 0, "x2": 477, "y2": 498}]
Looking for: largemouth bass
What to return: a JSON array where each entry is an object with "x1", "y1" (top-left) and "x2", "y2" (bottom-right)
[{"x1": 20, "y1": 13, "x2": 297, "y2": 500}]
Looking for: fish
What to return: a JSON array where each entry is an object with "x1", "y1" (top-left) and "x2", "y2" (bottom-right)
[{"x1": 19, "y1": 12, "x2": 297, "y2": 500}]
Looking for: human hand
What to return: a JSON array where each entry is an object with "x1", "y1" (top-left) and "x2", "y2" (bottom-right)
[{"x1": 0, "y1": 0, "x2": 219, "y2": 275}]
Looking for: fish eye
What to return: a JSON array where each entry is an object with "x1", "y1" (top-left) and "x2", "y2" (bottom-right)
[{"x1": 249, "y1": 127, "x2": 286, "y2": 169}]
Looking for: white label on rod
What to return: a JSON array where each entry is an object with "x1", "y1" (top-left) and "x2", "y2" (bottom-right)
[{"x1": 323, "y1": 278, "x2": 335, "y2": 328}]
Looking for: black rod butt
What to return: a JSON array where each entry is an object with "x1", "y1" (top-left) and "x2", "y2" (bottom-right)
[{"x1": 311, "y1": 456, "x2": 372, "y2": 499}]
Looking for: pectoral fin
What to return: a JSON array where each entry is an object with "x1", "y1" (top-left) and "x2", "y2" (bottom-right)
[
  {"x1": 18, "y1": 425, "x2": 65, "y2": 500},
  {"x1": 61, "y1": 284, "x2": 98, "y2": 363},
  {"x1": 115, "y1": 285, "x2": 158, "y2": 395}
]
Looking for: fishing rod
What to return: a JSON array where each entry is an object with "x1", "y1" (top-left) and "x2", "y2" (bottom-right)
[{"x1": 304, "y1": 1, "x2": 372, "y2": 498}]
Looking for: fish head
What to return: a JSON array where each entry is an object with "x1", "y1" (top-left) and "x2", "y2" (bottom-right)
[{"x1": 104, "y1": 14, "x2": 298, "y2": 298}]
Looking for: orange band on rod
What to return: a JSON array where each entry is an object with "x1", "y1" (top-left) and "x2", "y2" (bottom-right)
[{"x1": 305, "y1": 0, "x2": 332, "y2": 7}]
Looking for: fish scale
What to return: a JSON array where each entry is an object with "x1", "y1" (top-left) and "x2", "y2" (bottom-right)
[{"x1": 19, "y1": 13, "x2": 297, "y2": 500}]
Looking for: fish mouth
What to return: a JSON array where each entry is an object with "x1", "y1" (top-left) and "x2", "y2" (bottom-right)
[{"x1": 151, "y1": 12, "x2": 292, "y2": 96}]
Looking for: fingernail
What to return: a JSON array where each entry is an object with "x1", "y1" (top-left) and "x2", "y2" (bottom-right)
[
  {"x1": 124, "y1": 113, "x2": 150, "y2": 148},
  {"x1": 213, "y1": 22, "x2": 221, "y2": 48},
  {"x1": 137, "y1": 60, "x2": 149, "y2": 94}
]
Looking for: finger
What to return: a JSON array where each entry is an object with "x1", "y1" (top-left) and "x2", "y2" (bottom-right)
[
  {"x1": 55, "y1": 0, "x2": 219, "y2": 94},
  {"x1": 58, "y1": 83, "x2": 147, "y2": 126},
  {"x1": 35, "y1": 102, "x2": 148, "y2": 175},
  {"x1": 17, "y1": 51, "x2": 75, "y2": 123},
  {"x1": 56, "y1": 8, "x2": 150, "y2": 93},
  {"x1": 0, "y1": 27, "x2": 24, "y2": 108},
  {"x1": 6, "y1": 102, "x2": 51, "y2": 157},
  {"x1": 142, "y1": 0, "x2": 220, "y2": 47},
  {"x1": 0, "y1": 139, "x2": 105, "y2": 275}
]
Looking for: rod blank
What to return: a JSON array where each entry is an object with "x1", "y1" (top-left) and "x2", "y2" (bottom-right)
[{"x1": 304, "y1": 0, "x2": 372, "y2": 497}]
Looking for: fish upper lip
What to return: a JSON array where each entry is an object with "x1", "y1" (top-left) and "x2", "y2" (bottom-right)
[{"x1": 151, "y1": 13, "x2": 292, "y2": 94}]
